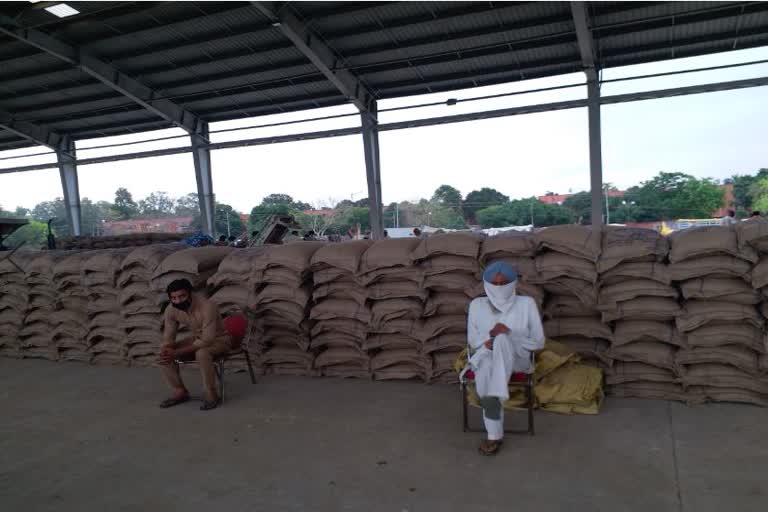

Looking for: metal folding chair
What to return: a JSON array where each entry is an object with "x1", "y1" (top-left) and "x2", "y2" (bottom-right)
[
  {"x1": 459, "y1": 350, "x2": 535, "y2": 435},
  {"x1": 176, "y1": 310, "x2": 257, "y2": 403}
]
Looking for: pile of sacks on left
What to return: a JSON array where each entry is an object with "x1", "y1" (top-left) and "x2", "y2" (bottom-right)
[{"x1": 0, "y1": 252, "x2": 29, "y2": 358}]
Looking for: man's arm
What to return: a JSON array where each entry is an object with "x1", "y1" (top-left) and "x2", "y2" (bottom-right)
[
  {"x1": 192, "y1": 302, "x2": 219, "y2": 349},
  {"x1": 522, "y1": 299, "x2": 545, "y2": 351},
  {"x1": 467, "y1": 300, "x2": 492, "y2": 351},
  {"x1": 162, "y1": 308, "x2": 178, "y2": 348}
]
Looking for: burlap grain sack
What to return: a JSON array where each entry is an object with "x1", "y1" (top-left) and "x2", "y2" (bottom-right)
[
  {"x1": 609, "y1": 341, "x2": 677, "y2": 370},
  {"x1": 367, "y1": 280, "x2": 427, "y2": 301},
  {"x1": 676, "y1": 345, "x2": 759, "y2": 374},
  {"x1": 544, "y1": 316, "x2": 612, "y2": 341},
  {"x1": 517, "y1": 283, "x2": 545, "y2": 309},
  {"x1": 311, "y1": 331, "x2": 363, "y2": 350},
  {"x1": 606, "y1": 362, "x2": 676, "y2": 385},
  {"x1": 422, "y1": 332, "x2": 466, "y2": 354},
  {"x1": 686, "y1": 385, "x2": 768, "y2": 407},
  {"x1": 153, "y1": 246, "x2": 233, "y2": 281},
  {"x1": 371, "y1": 348, "x2": 430, "y2": 371},
  {"x1": 315, "y1": 347, "x2": 369, "y2": 368},
  {"x1": 668, "y1": 225, "x2": 756, "y2": 263},
  {"x1": 358, "y1": 238, "x2": 421, "y2": 275},
  {"x1": 320, "y1": 363, "x2": 371, "y2": 379},
  {"x1": 530, "y1": 252, "x2": 597, "y2": 283},
  {"x1": 751, "y1": 257, "x2": 768, "y2": 289},
  {"x1": 535, "y1": 225, "x2": 601, "y2": 262},
  {"x1": 735, "y1": 215, "x2": 768, "y2": 254},
  {"x1": 52, "y1": 251, "x2": 85, "y2": 281},
  {"x1": 254, "y1": 300, "x2": 306, "y2": 324},
  {"x1": 126, "y1": 328, "x2": 160, "y2": 346},
  {"x1": 209, "y1": 247, "x2": 269, "y2": 288},
  {"x1": 599, "y1": 262, "x2": 671, "y2": 286},
  {"x1": 373, "y1": 363, "x2": 427, "y2": 381},
  {"x1": 83, "y1": 248, "x2": 134, "y2": 283},
  {"x1": 370, "y1": 298, "x2": 423, "y2": 326},
  {"x1": 411, "y1": 232, "x2": 481, "y2": 261},
  {"x1": 252, "y1": 242, "x2": 324, "y2": 273},
  {"x1": 209, "y1": 285, "x2": 250, "y2": 314},
  {"x1": 598, "y1": 226, "x2": 669, "y2": 273},
  {"x1": 420, "y1": 254, "x2": 480, "y2": 276},
  {"x1": 422, "y1": 271, "x2": 478, "y2": 296},
  {"x1": 430, "y1": 350, "x2": 462, "y2": 384},
  {"x1": 669, "y1": 255, "x2": 752, "y2": 283},
  {"x1": 680, "y1": 277, "x2": 760, "y2": 304},
  {"x1": 311, "y1": 318, "x2": 368, "y2": 340},
  {"x1": 310, "y1": 298, "x2": 371, "y2": 323},
  {"x1": 598, "y1": 279, "x2": 678, "y2": 309},
  {"x1": 255, "y1": 266, "x2": 306, "y2": 288},
  {"x1": 254, "y1": 284, "x2": 310, "y2": 307},
  {"x1": 121, "y1": 243, "x2": 185, "y2": 276},
  {"x1": 312, "y1": 267, "x2": 354, "y2": 286},
  {"x1": 258, "y1": 345, "x2": 314, "y2": 367},
  {"x1": 480, "y1": 232, "x2": 536, "y2": 262},
  {"x1": 541, "y1": 278, "x2": 597, "y2": 308},
  {"x1": 0, "y1": 308, "x2": 23, "y2": 325},
  {"x1": 680, "y1": 363, "x2": 768, "y2": 395},
  {"x1": 150, "y1": 269, "x2": 217, "y2": 292},
  {"x1": 676, "y1": 300, "x2": 762, "y2": 332},
  {"x1": 419, "y1": 315, "x2": 466, "y2": 341},
  {"x1": 543, "y1": 295, "x2": 597, "y2": 318},
  {"x1": 363, "y1": 333, "x2": 420, "y2": 351},
  {"x1": 312, "y1": 281, "x2": 367, "y2": 305},
  {"x1": 0, "y1": 288, "x2": 28, "y2": 312},
  {"x1": 613, "y1": 320, "x2": 682, "y2": 347},
  {"x1": 601, "y1": 297, "x2": 681, "y2": 323},
  {"x1": 310, "y1": 240, "x2": 373, "y2": 274},
  {"x1": 424, "y1": 292, "x2": 471, "y2": 317},
  {"x1": 89, "y1": 311, "x2": 122, "y2": 328},
  {"x1": 608, "y1": 382, "x2": 690, "y2": 402},
  {"x1": 26, "y1": 251, "x2": 69, "y2": 281}
]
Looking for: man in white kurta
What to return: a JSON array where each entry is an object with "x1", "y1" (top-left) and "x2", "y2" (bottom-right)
[{"x1": 466, "y1": 261, "x2": 545, "y2": 455}]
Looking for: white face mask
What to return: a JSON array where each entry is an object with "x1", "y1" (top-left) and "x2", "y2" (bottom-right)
[{"x1": 483, "y1": 280, "x2": 517, "y2": 312}]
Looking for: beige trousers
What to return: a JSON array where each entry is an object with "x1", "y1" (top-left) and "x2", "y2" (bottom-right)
[{"x1": 160, "y1": 336, "x2": 231, "y2": 396}]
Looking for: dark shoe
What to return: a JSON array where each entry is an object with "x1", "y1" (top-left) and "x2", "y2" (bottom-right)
[
  {"x1": 200, "y1": 397, "x2": 221, "y2": 411},
  {"x1": 159, "y1": 394, "x2": 190, "y2": 408}
]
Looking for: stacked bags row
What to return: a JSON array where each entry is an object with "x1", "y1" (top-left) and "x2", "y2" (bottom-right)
[
  {"x1": 251, "y1": 243, "x2": 323, "y2": 376},
  {"x1": 52, "y1": 251, "x2": 90, "y2": 362},
  {"x1": 310, "y1": 240, "x2": 373, "y2": 379},
  {"x1": 0, "y1": 254, "x2": 27, "y2": 358},
  {"x1": 20, "y1": 252, "x2": 67, "y2": 360},
  {"x1": 57, "y1": 232, "x2": 186, "y2": 250}
]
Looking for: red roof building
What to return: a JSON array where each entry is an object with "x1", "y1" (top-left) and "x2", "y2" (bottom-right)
[
  {"x1": 538, "y1": 190, "x2": 625, "y2": 205},
  {"x1": 103, "y1": 216, "x2": 194, "y2": 235}
]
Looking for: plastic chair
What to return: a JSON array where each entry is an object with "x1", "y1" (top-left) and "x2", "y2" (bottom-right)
[
  {"x1": 176, "y1": 310, "x2": 257, "y2": 403},
  {"x1": 459, "y1": 350, "x2": 535, "y2": 435}
]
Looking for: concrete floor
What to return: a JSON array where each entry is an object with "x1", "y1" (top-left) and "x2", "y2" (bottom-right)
[{"x1": 1, "y1": 360, "x2": 766, "y2": 512}]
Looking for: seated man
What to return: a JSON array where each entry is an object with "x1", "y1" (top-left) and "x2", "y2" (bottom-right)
[
  {"x1": 467, "y1": 261, "x2": 545, "y2": 456},
  {"x1": 157, "y1": 279, "x2": 232, "y2": 411}
]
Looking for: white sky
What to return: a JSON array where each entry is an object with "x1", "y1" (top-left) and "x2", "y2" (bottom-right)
[{"x1": 1, "y1": 47, "x2": 767, "y2": 213}]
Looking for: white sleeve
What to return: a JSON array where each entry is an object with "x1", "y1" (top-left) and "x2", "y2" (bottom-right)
[
  {"x1": 467, "y1": 299, "x2": 487, "y2": 351},
  {"x1": 522, "y1": 298, "x2": 545, "y2": 351}
]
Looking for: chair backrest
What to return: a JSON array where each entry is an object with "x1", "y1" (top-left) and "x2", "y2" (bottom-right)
[{"x1": 223, "y1": 313, "x2": 248, "y2": 349}]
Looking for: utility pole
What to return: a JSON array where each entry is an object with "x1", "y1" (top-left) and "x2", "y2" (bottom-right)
[
  {"x1": 395, "y1": 203, "x2": 399, "y2": 228},
  {"x1": 604, "y1": 185, "x2": 610, "y2": 225},
  {"x1": 225, "y1": 209, "x2": 230, "y2": 237},
  {"x1": 530, "y1": 199, "x2": 535, "y2": 228}
]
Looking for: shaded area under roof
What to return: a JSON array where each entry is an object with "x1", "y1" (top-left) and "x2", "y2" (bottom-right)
[{"x1": 0, "y1": 1, "x2": 767, "y2": 151}]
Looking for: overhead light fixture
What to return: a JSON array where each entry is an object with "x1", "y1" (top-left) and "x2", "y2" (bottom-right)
[{"x1": 44, "y1": 3, "x2": 80, "y2": 18}]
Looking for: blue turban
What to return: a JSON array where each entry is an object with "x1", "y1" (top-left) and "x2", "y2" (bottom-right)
[{"x1": 482, "y1": 261, "x2": 518, "y2": 283}]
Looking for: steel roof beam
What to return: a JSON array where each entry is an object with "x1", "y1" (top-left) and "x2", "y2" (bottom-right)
[
  {"x1": 0, "y1": 108, "x2": 71, "y2": 155},
  {"x1": 251, "y1": 1, "x2": 376, "y2": 116},
  {"x1": 0, "y1": 23, "x2": 203, "y2": 137},
  {"x1": 571, "y1": 1, "x2": 599, "y2": 79}
]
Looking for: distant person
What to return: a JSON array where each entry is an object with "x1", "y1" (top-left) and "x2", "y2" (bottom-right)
[
  {"x1": 156, "y1": 279, "x2": 232, "y2": 411},
  {"x1": 227, "y1": 235, "x2": 236, "y2": 246},
  {"x1": 412, "y1": 227, "x2": 421, "y2": 237},
  {"x1": 721, "y1": 209, "x2": 737, "y2": 226},
  {"x1": 383, "y1": 230, "x2": 389, "y2": 238},
  {"x1": 215, "y1": 235, "x2": 228, "y2": 246},
  {"x1": 750, "y1": 211, "x2": 761, "y2": 218}
]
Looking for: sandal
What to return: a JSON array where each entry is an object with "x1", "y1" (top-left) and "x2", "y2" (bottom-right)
[
  {"x1": 159, "y1": 394, "x2": 190, "y2": 408},
  {"x1": 478, "y1": 439, "x2": 503, "y2": 456},
  {"x1": 200, "y1": 397, "x2": 222, "y2": 411}
]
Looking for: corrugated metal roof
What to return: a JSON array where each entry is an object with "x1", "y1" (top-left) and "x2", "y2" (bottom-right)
[{"x1": 0, "y1": 1, "x2": 766, "y2": 148}]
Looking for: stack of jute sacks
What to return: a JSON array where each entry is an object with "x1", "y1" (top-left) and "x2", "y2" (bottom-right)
[
  {"x1": 251, "y1": 242, "x2": 323, "y2": 376},
  {"x1": 479, "y1": 230, "x2": 544, "y2": 310},
  {"x1": 534, "y1": 226, "x2": 612, "y2": 368},
  {"x1": 119, "y1": 244, "x2": 185, "y2": 366},
  {"x1": 738, "y1": 218, "x2": 768, "y2": 379},
  {"x1": 360, "y1": 238, "x2": 427, "y2": 381},
  {"x1": 83, "y1": 249, "x2": 134, "y2": 365},
  {"x1": 666, "y1": 224, "x2": 767, "y2": 406},
  {"x1": 0, "y1": 253, "x2": 28, "y2": 358},
  {"x1": 57, "y1": 232, "x2": 186, "y2": 250},
  {"x1": 310, "y1": 240, "x2": 373, "y2": 378},
  {"x1": 20, "y1": 252, "x2": 67, "y2": 360},
  {"x1": 52, "y1": 251, "x2": 90, "y2": 362},
  {"x1": 414, "y1": 233, "x2": 484, "y2": 383},
  {"x1": 598, "y1": 227, "x2": 683, "y2": 400}
]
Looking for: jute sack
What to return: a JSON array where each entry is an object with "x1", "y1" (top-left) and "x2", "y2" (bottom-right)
[
  {"x1": 601, "y1": 297, "x2": 681, "y2": 323},
  {"x1": 370, "y1": 348, "x2": 430, "y2": 371},
  {"x1": 679, "y1": 277, "x2": 760, "y2": 304},
  {"x1": 669, "y1": 255, "x2": 752, "y2": 283},
  {"x1": 254, "y1": 285, "x2": 311, "y2": 307},
  {"x1": 253, "y1": 300, "x2": 307, "y2": 324},
  {"x1": 480, "y1": 232, "x2": 536, "y2": 261},
  {"x1": 420, "y1": 255, "x2": 480, "y2": 276},
  {"x1": 598, "y1": 279, "x2": 678, "y2": 309},
  {"x1": 373, "y1": 363, "x2": 428, "y2": 381},
  {"x1": 310, "y1": 240, "x2": 374, "y2": 274},
  {"x1": 358, "y1": 238, "x2": 421, "y2": 275},
  {"x1": 258, "y1": 345, "x2": 314, "y2": 367},
  {"x1": 356, "y1": 267, "x2": 423, "y2": 286},
  {"x1": 680, "y1": 363, "x2": 768, "y2": 395},
  {"x1": 735, "y1": 215, "x2": 768, "y2": 254},
  {"x1": 598, "y1": 226, "x2": 668, "y2": 273},
  {"x1": 320, "y1": 363, "x2": 371, "y2": 379},
  {"x1": 411, "y1": 232, "x2": 481, "y2": 261},
  {"x1": 311, "y1": 331, "x2": 364, "y2": 350},
  {"x1": 120, "y1": 243, "x2": 185, "y2": 281},
  {"x1": 530, "y1": 252, "x2": 597, "y2": 283},
  {"x1": 312, "y1": 267, "x2": 354, "y2": 286},
  {"x1": 751, "y1": 257, "x2": 768, "y2": 289},
  {"x1": 668, "y1": 225, "x2": 756, "y2": 263},
  {"x1": 209, "y1": 247, "x2": 269, "y2": 288},
  {"x1": 418, "y1": 315, "x2": 466, "y2": 341},
  {"x1": 314, "y1": 347, "x2": 369, "y2": 368},
  {"x1": 422, "y1": 272, "x2": 479, "y2": 296},
  {"x1": 516, "y1": 283, "x2": 545, "y2": 309},
  {"x1": 311, "y1": 318, "x2": 368, "y2": 340},
  {"x1": 255, "y1": 266, "x2": 306, "y2": 288},
  {"x1": 422, "y1": 332, "x2": 466, "y2": 354},
  {"x1": 369, "y1": 318, "x2": 421, "y2": 338},
  {"x1": 540, "y1": 278, "x2": 598, "y2": 308},
  {"x1": 605, "y1": 362, "x2": 676, "y2": 385},
  {"x1": 312, "y1": 281, "x2": 367, "y2": 305},
  {"x1": 675, "y1": 300, "x2": 763, "y2": 332},
  {"x1": 676, "y1": 345, "x2": 759, "y2": 375},
  {"x1": 367, "y1": 281, "x2": 427, "y2": 301},
  {"x1": 543, "y1": 295, "x2": 597, "y2": 318},
  {"x1": 310, "y1": 298, "x2": 371, "y2": 323},
  {"x1": 209, "y1": 285, "x2": 250, "y2": 314},
  {"x1": 543, "y1": 316, "x2": 612, "y2": 341},
  {"x1": 430, "y1": 350, "x2": 463, "y2": 384},
  {"x1": 550, "y1": 336, "x2": 612, "y2": 366},
  {"x1": 608, "y1": 341, "x2": 678, "y2": 371},
  {"x1": 599, "y1": 262, "x2": 671, "y2": 286},
  {"x1": 686, "y1": 386, "x2": 768, "y2": 407},
  {"x1": 153, "y1": 246, "x2": 233, "y2": 281},
  {"x1": 423, "y1": 292, "x2": 471, "y2": 317},
  {"x1": 362, "y1": 333, "x2": 421, "y2": 351},
  {"x1": 608, "y1": 382, "x2": 691, "y2": 402},
  {"x1": 150, "y1": 269, "x2": 217, "y2": 292},
  {"x1": 535, "y1": 225, "x2": 602, "y2": 262},
  {"x1": 370, "y1": 298, "x2": 423, "y2": 326},
  {"x1": 683, "y1": 322, "x2": 765, "y2": 352},
  {"x1": 612, "y1": 320, "x2": 683, "y2": 347},
  {"x1": 251, "y1": 242, "x2": 324, "y2": 274}
]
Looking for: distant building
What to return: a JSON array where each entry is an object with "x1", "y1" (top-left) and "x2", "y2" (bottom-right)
[
  {"x1": 303, "y1": 209, "x2": 337, "y2": 218},
  {"x1": 102, "y1": 216, "x2": 193, "y2": 235},
  {"x1": 538, "y1": 190, "x2": 625, "y2": 205},
  {"x1": 712, "y1": 183, "x2": 735, "y2": 218}
]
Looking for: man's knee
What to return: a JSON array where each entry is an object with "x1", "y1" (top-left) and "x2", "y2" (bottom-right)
[
  {"x1": 479, "y1": 396, "x2": 502, "y2": 420},
  {"x1": 195, "y1": 348, "x2": 213, "y2": 363}
]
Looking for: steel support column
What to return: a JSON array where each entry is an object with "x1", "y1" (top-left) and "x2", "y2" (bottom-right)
[
  {"x1": 191, "y1": 123, "x2": 215, "y2": 237},
  {"x1": 57, "y1": 137, "x2": 81, "y2": 237},
  {"x1": 361, "y1": 102, "x2": 384, "y2": 239},
  {"x1": 587, "y1": 75, "x2": 604, "y2": 226}
]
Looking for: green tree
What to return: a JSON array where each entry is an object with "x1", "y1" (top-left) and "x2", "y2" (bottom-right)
[
  {"x1": 138, "y1": 191, "x2": 175, "y2": 218},
  {"x1": 3, "y1": 220, "x2": 47, "y2": 248},
  {"x1": 191, "y1": 203, "x2": 246, "y2": 237},
  {"x1": 624, "y1": 172, "x2": 725, "y2": 221},
  {"x1": 113, "y1": 187, "x2": 139, "y2": 220},
  {"x1": 476, "y1": 198, "x2": 573, "y2": 228},
  {"x1": 731, "y1": 169, "x2": 768, "y2": 210},
  {"x1": 174, "y1": 193, "x2": 200, "y2": 217},
  {"x1": 31, "y1": 198, "x2": 69, "y2": 236},
  {"x1": 463, "y1": 188, "x2": 509, "y2": 224},
  {"x1": 431, "y1": 185, "x2": 463, "y2": 215},
  {"x1": 249, "y1": 193, "x2": 311, "y2": 233}
]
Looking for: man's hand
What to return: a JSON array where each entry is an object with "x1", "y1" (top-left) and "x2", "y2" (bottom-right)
[
  {"x1": 489, "y1": 323, "x2": 510, "y2": 337},
  {"x1": 156, "y1": 346, "x2": 174, "y2": 365},
  {"x1": 483, "y1": 339, "x2": 494, "y2": 350}
]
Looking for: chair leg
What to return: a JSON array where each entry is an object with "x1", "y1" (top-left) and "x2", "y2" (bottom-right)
[
  {"x1": 218, "y1": 362, "x2": 225, "y2": 404},
  {"x1": 461, "y1": 383, "x2": 469, "y2": 433},
  {"x1": 526, "y1": 381, "x2": 535, "y2": 436},
  {"x1": 244, "y1": 350, "x2": 257, "y2": 384}
]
